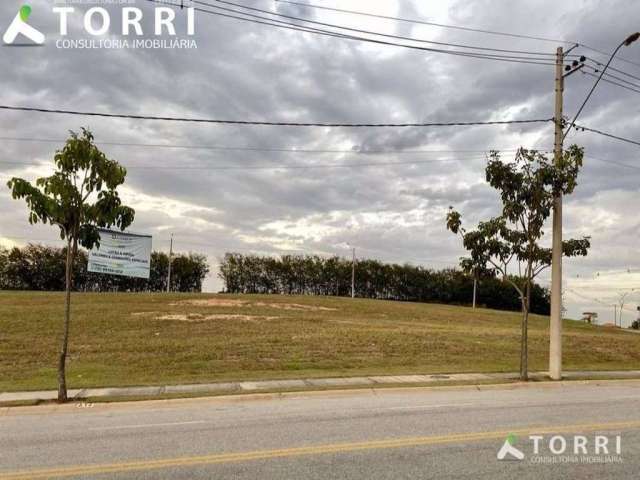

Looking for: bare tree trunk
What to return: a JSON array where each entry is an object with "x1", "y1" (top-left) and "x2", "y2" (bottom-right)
[{"x1": 57, "y1": 238, "x2": 73, "y2": 402}]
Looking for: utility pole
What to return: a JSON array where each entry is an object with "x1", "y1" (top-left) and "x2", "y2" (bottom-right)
[
  {"x1": 548, "y1": 32, "x2": 639, "y2": 379},
  {"x1": 167, "y1": 233, "x2": 173, "y2": 293},
  {"x1": 472, "y1": 273, "x2": 477, "y2": 309},
  {"x1": 549, "y1": 46, "x2": 564, "y2": 380},
  {"x1": 351, "y1": 246, "x2": 356, "y2": 299}
]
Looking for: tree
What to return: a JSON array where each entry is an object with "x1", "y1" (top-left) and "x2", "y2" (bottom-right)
[
  {"x1": 216, "y1": 252, "x2": 550, "y2": 313},
  {"x1": 446, "y1": 147, "x2": 590, "y2": 380},
  {"x1": 7, "y1": 129, "x2": 135, "y2": 402}
]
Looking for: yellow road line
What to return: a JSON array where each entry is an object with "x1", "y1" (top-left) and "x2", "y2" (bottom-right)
[{"x1": 2, "y1": 420, "x2": 639, "y2": 479}]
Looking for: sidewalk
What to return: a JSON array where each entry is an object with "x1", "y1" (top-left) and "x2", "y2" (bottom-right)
[{"x1": 3, "y1": 370, "x2": 640, "y2": 404}]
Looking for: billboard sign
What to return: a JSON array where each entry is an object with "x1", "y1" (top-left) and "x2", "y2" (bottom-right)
[{"x1": 88, "y1": 229, "x2": 152, "y2": 279}]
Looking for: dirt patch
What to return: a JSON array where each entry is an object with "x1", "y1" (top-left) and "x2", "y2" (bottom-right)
[
  {"x1": 156, "y1": 313, "x2": 279, "y2": 322},
  {"x1": 254, "y1": 302, "x2": 337, "y2": 312},
  {"x1": 131, "y1": 311, "x2": 158, "y2": 317},
  {"x1": 170, "y1": 298, "x2": 249, "y2": 307},
  {"x1": 170, "y1": 298, "x2": 337, "y2": 312}
]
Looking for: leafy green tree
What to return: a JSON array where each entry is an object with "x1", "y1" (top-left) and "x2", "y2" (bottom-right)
[
  {"x1": 7, "y1": 129, "x2": 135, "y2": 402},
  {"x1": 170, "y1": 253, "x2": 210, "y2": 292},
  {"x1": 446, "y1": 147, "x2": 590, "y2": 380},
  {"x1": 216, "y1": 252, "x2": 550, "y2": 313}
]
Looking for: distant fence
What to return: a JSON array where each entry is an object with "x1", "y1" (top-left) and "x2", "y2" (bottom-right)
[{"x1": 218, "y1": 253, "x2": 551, "y2": 314}]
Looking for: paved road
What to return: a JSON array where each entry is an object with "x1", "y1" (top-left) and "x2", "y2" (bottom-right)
[{"x1": 1, "y1": 380, "x2": 639, "y2": 479}]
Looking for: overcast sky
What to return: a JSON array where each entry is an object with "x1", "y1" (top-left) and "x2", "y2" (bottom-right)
[{"x1": 1, "y1": 0, "x2": 639, "y2": 324}]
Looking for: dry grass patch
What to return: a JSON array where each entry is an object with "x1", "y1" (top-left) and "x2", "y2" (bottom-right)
[
  {"x1": 1, "y1": 292, "x2": 639, "y2": 392},
  {"x1": 254, "y1": 302, "x2": 337, "y2": 311},
  {"x1": 173, "y1": 297, "x2": 337, "y2": 312},
  {"x1": 156, "y1": 313, "x2": 279, "y2": 322},
  {"x1": 171, "y1": 298, "x2": 248, "y2": 307}
]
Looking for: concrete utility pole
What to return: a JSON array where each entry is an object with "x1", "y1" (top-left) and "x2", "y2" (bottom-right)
[
  {"x1": 351, "y1": 246, "x2": 356, "y2": 299},
  {"x1": 167, "y1": 233, "x2": 173, "y2": 293},
  {"x1": 472, "y1": 275, "x2": 477, "y2": 309},
  {"x1": 549, "y1": 33, "x2": 639, "y2": 379},
  {"x1": 549, "y1": 46, "x2": 564, "y2": 380}
]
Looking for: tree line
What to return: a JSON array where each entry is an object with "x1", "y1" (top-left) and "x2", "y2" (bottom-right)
[
  {"x1": 0, "y1": 244, "x2": 209, "y2": 292},
  {"x1": 218, "y1": 253, "x2": 551, "y2": 314}
]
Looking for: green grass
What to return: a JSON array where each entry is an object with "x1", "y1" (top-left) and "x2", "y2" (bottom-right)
[{"x1": 1, "y1": 292, "x2": 639, "y2": 392}]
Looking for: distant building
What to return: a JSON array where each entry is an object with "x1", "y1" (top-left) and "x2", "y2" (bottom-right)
[{"x1": 581, "y1": 312, "x2": 598, "y2": 324}]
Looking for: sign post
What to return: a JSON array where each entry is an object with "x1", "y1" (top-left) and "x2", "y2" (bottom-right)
[{"x1": 88, "y1": 229, "x2": 152, "y2": 279}]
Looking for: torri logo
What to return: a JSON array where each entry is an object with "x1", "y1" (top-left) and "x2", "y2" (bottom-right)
[
  {"x1": 3, "y1": 3, "x2": 197, "y2": 50},
  {"x1": 497, "y1": 434, "x2": 525, "y2": 461},
  {"x1": 3, "y1": 4, "x2": 45, "y2": 46}
]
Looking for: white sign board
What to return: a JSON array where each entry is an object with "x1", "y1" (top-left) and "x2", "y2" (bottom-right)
[{"x1": 88, "y1": 229, "x2": 152, "y2": 279}]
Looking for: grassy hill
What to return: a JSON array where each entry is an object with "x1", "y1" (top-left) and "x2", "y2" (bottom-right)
[{"x1": 1, "y1": 292, "x2": 639, "y2": 391}]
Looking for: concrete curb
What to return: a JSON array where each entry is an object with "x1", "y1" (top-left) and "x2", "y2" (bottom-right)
[{"x1": 2, "y1": 370, "x2": 640, "y2": 404}]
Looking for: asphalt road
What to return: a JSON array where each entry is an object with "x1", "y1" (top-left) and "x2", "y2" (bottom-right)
[{"x1": 1, "y1": 380, "x2": 640, "y2": 479}]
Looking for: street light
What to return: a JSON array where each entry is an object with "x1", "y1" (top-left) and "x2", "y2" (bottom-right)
[
  {"x1": 549, "y1": 32, "x2": 640, "y2": 380},
  {"x1": 563, "y1": 32, "x2": 640, "y2": 138}
]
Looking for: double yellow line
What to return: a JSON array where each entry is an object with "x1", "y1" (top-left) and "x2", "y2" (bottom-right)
[{"x1": 2, "y1": 420, "x2": 640, "y2": 479}]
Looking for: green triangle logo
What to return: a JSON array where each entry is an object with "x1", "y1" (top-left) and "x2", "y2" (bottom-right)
[{"x1": 19, "y1": 5, "x2": 32, "y2": 22}]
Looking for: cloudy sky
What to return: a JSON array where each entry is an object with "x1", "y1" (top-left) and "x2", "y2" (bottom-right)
[{"x1": 1, "y1": 0, "x2": 639, "y2": 325}]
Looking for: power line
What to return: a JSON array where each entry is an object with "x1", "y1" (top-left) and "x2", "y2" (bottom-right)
[
  {"x1": 593, "y1": 268, "x2": 640, "y2": 277},
  {"x1": 4, "y1": 153, "x2": 636, "y2": 173},
  {"x1": 580, "y1": 45, "x2": 640, "y2": 72},
  {"x1": 563, "y1": 36, "x2": 640, "y2": 141},
  {"x1": 586, "y1": 155, "x2": 640, "y2": 171},
  {"x1": 574, "y1": 124, "x2": 640, "y2": 147},
  {"x1": 273, "y1": 0, "x2": 571, "y2": 45},
  {"x1": 586, "y1": 58, "x2": 640, "y2": 83},
  {"x1": 581, "y1": 68, "x2": 640, "y2": 95},
  {"x1": 144, "y1": 0, "x2": 558, "y2": 66},
  {"x1": 0, "y1": 105, "x2": 553, "y2": 128},
  {"x1": 198, "y1": 0, "x2": 561, "y2": 64},
  {"x1": 0, "y1": 137, "x2": 522, "y2": 154},
  {"x1": 566, "y1": 288, "x2": 638, "y2": 313},
  {"x1": 583, "y1": 71, "x2": 640, "y2": 95},
  {"x1": 272, "y1": 0, "x2": 640, "y2": 71},
  {"x1": 200, "y1": 0, "x2": 565, "y2": 58},
  {"x1": 583, "y1": 64, "x2": 640, "y2": 90},
  {"x1": 0, "y1": 156, "x2": 488, "y2": 171}
]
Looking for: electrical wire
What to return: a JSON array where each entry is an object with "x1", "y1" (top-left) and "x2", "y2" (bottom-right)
[
  {"x1": 581, "y1": 66, "x2": 640, "y2": 93},
  {"x1": 574, "y1": 124, "x2": 640, "y2": 147},
  {"x1": 0, "y1": 105, "x2": 553, "y2": 128},
  {"x1": 566, "y1": 288, "x2": 637, "y2": 313},
  {"x1": 581, "y1": 71, "x2": 640, "y2": 95},
  {"x1": 585, "y1": 156, "x2": 640, "y2": 171},
  {"x1": 272, "y1": 0, "x2": 640, "y2": 71},
  {"x1": 273, "y1": 0, "x2": 571, "y2": 44},
  {"x1": 586, "y1": 58, "x2": 640, "y2": 83},
  {"x1": 0, "y1": 137, "x2": 522, "y2": 154},
  {"x1": 143, "y1": 0, "x2": 559, "y2": 66},
  {"x1": 198, "y1": 0, "x2": 568, "y2": 58},
  {"x1": 0, "y1": 156, "x2": 488, "y2": 171},
  {"x1": 3, "y1": 153, "x2": 637, "y2": 172},
  {"x1": 583, "y1": 64, "x2": 640, "y2": 89}
]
